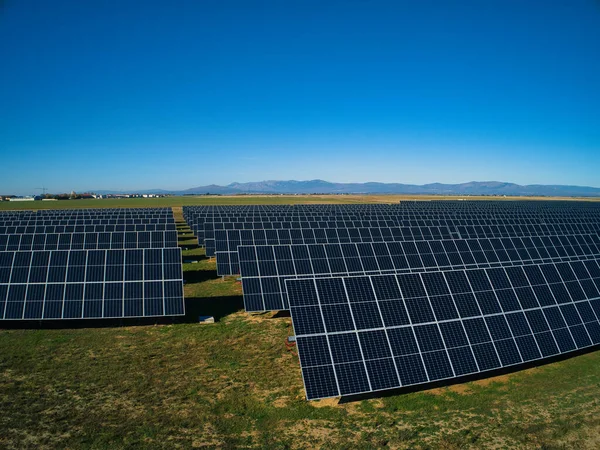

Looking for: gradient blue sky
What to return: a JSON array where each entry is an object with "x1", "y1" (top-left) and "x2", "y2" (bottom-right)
[{"x1": 1, "y1": 0, "x2": 599, "y2": 194}]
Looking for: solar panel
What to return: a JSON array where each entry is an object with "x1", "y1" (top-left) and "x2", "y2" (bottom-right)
[
  {"x1": 286, "y1": 258, "x2": 600, "y2": 400},
  {"x1": 0, "y1": 248, "x2": 184, "y2": 320},
  {"x1": 0, "y1": 207, "x2": 177, "y2": 234},
  {"x1": 0, "y1": 231, "x2": 178, "y2": 251},
  {"x1": 214, "y1": 226, "x2": 459, "y2": 275},
  {"x1": 239, "y1": 234, "x2": 600, "y2": 312},
  {"x1": 0, "y1": 218, "x2": 174, "y2": 227},
  {"x1": 215, "y1": 227, "x2": 445, "y2": 276},
  {"x1": 0, "y1": 223, "x2": 176, "y2": 234},
  {"x1": 204, "y1": 219, "x2": 399, "y2": 255}
]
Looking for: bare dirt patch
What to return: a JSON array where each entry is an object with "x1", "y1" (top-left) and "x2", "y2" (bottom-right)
[
  {"x1": 428, "y1": 383, "x2": 473, "y2": 396},
  {"x1": 286, "y1": 419, "x2": 345, "y2": 449},
  {"x1": 273, "y1": 396, "x2": 289, "y2": 408},
  {"x1": 471, "y1": 373, "x2": 512, "y2": 387},
  {"x1": 310, "y1": 397, "x2": 339, "y2": 408},
  {"x1": 242, "y1": 312, "x2": 274, "y2": 324}
]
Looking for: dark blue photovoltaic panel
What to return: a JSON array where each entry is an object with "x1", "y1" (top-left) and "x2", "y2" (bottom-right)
[
  {"x1": 0, "y1": 248, "x2": 184, "y2": 320},
  {"x1": 287, "y1": 258, "x2": 600, "y2": 400},
  {"x1": 0, "y1": 209, "x2": 180, "y2": 316},
  {"x1": 0, "y1": 231, "x2": 177, "y2": 251}
]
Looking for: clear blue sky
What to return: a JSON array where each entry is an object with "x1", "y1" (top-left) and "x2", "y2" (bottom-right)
[{"x1": 1, "y1": 0, "x2": 599, "y2": 194}]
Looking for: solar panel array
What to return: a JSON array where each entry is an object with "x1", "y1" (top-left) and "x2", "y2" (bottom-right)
[
  {"x1": 0, "y1": 208, "x2": 184, "y2": 320},
  {"x1": 185, "y1": 201, "x2": 600, "y2": 400},
  {"x1": 239, "y1": 234, "x2": 600, "y2": 312},
  {"x1": 286, "y1": 261, "x2": 600, "y2": 400}
]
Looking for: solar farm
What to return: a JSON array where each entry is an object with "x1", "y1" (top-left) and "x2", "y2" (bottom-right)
[{"x1": 2, "y1": 198, "x2": 600, "y2": 448}]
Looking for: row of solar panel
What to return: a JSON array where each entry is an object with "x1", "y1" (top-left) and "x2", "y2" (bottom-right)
[
  {"x1": 184, "y1": 205, "x2": 600, "y2": 217},
  {"x1": 0, "y1": 247, "x2": 185, "y2": 321},
  {"x1": 186, "y1": 210, "x2": 600, "y2": 222},
  {"x1": 183, "y1": 202, "x2": 600, "y2": 210},
  {"x1": 206, "y1": 221, "x2": 600, "y2": 257},
  {"x1": 34, "y1": 212, "x2": 173, "y2": 216},
  {"x1": 210, "y1": 227, "x2": 600, "y2": 249},
  {"x1": 195, "y1": 219, "x2": 600, "y2": 230},
  {"x1": 186, "y1": 208, "x2": 600, "y2": 217},
  {"x1": 194, "y1": 218, "x2": 600, "y2": 235},
  {"x1": 213, "y1": 226, "x2": 600, "y2": 275},
  {"x1": 194, "y1": 213, "x2": 600, "y2": 222},
  {"x1": 0, "y1": 280, "x2": 184, "y2": 320},
  {"x1": 188, "y1": 212, "x2": 600, "y2": 240},
  {"x1": 14, "y1": 208, "x2": 172, "y2": 215},
  {"x1": 0, "y1": 207, "x2": 183, "y2": 321},
  {"x1": 214, "y1": 227, "x2": 455, "y2": 252},
  {"x1": 204, "y1": 220, "x2": 399, "y2": 255},
  {"x1": 0, "y1": 224, "x2": 177, "y2": 234},
  {"x1": 0, "y1": 211, "x2": 174, "y2": 219},
  {"x1": 201, "y1": 220, "x2": 400, "y2": 250},
  {"x1": 200, "y1": 215, "x2": 600, "y2": 223},
  {"x1": 1, "y1": 209, "x2": 173, "y2": 215},
  {"x1": 200, "y1": 215, "x2": 600, "y2": 234},
  {"x1": 398, "y1": 201, "x2": 600, "y2": 208},
  {"x1": 196, "y1": 215, "x2": 600, "y2": 226},
  {"x1": 184, "y1": 204, "x2": 600, "y2": 214},
  {"x1": 0, "y1": 214, "x2": 173, "y2": 219},
  {"x1": 26, "y1": 214, "x2": 174, "y2": 218},
  {"x1": 0, "y1": 218, "x2": 174, "y2": 225},
  {"x1": 238, "y1": 234, "x2": 600, "y2": 311},
  {"x1": 0, "y1": 248, "x2": 182, "y2": 284},
  {"x1": 287, "y1": 258, "x2": 600, "y2": 399},
  {"x1": 0, "y1": 231, "x2": 178, "y2": 251}
]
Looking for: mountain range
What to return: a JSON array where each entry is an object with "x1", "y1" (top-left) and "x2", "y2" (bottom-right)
[{"x1": 92, "y1": 180, "x2": 600, "y2": 197}]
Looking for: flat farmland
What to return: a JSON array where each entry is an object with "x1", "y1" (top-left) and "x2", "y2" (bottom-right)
[
  {"x1": 1, "y1": 193, "x2": 599, "y2": 210},
  {"x1": 1, "y1": 196, "x2": 600, "y2": 448}
]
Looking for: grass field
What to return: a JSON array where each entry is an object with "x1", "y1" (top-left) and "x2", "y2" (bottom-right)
[{"x1": 1, "y1": 197, "x2": 600, "y2": 448}]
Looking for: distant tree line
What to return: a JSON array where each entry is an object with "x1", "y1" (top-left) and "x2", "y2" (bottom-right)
[{"x1": 41, "y1": 192, "x2": 95, "y2": 200}]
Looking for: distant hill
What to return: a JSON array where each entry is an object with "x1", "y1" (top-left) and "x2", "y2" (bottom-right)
[
  {"x1": 180, "y1": 180, "x2": 600, "y2": 197},
  {"x1": 90, "y1": 189, "x2": 176, "y2": 195}
]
